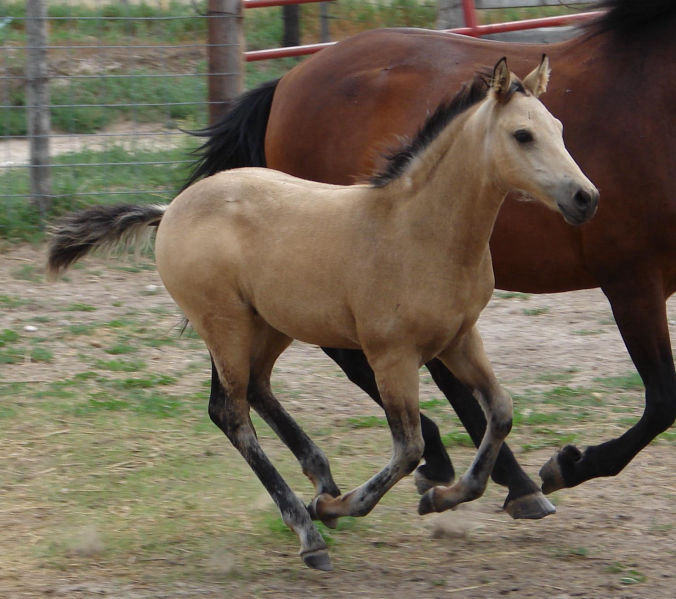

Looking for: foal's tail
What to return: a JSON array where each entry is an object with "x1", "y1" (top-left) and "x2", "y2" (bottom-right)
[
  {"x1": 182, "y1": 78, "x2": 278, "y2": 189},
  {"x1": 47, "y1": 204, "x2": 167, "y2": 277}
]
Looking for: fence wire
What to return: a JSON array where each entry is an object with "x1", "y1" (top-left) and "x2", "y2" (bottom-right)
[{"x1": 0, "y1": 1, "x2": 228, "y2": 238}]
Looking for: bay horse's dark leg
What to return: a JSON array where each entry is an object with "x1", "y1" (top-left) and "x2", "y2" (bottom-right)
[
  {"x1": 321, "y1": 347, "x2": 455, "y2": 488},
  {"x1": 425, "y1": 359, "x2": 555, "y2": 519},
  {"x1": 540, "y1": 278, "x2": 676, "y2": 492}
]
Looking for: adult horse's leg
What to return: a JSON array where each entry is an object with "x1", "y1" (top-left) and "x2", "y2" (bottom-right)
[
  {"x1": 322, "y1": 347, "x2": 455, "y2": 488},
  {"x1": 540, "y1": 277, "x2": 676, "y2": 492},
  {"x1": 425, "y1": 359, "x2": 555, "y2": 519}
]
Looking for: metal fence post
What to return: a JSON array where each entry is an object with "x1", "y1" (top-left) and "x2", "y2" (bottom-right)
[
  {"x1": 208, "y1": 0, "x2": 244, "y2": 125},
  {"x1": 320, "y1": 2, "x2": 330, "y2": 43},
  {"x1": 25, "y1": 0, "x2": 52, "y2": 219}
]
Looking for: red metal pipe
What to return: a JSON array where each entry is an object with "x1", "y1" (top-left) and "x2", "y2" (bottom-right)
[
  {"x1": 449, "y1": 11, "x2": 602, "y2": 37},
  {"x1": 244, "y1": 0, "x2": 331, "y2": 8},
  {"x1": 244, "y1": 10, "x2": 602, "y2": 62},
  {"x1": 246, "y1": 41, "x2": 333, "y2": 61},
  {"x1": 462, "y1": 0, "x2": 478, "y2": 29}
]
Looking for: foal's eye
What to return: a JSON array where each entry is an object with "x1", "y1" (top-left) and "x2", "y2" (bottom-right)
[{"x1": 513, "y1": 129, "x2": 534, "y2": 144}]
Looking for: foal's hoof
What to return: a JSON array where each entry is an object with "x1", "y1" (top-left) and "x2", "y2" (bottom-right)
[
  {"x1": 504, "y1": 491, "x2": 556, "y2": 520},
  {"x1": 418, "y1": 488, "x2": 438, "y2": 515},
  {"x1": 414, "y1": 466, "x2": 453, "y2": 495},
  {"x1": 539, "y1": 445, "x2": 582, "y2": 494},
  {"x1": 308, "y1": 494, "x2": 339, "y2": 529},
  {"x1": 301, "y1": 548, "x2": 333, "y2": 571}
]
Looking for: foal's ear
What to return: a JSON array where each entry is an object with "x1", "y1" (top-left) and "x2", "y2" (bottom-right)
[
  {"x1": 523, "y1": 54, "x2": 550, "y2": 98},
  {"x1": 491, "y1": 57, "x2": 511, "y2": 100}
]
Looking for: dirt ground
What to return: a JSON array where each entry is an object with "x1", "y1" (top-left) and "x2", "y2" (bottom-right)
[{"x1": 1, "y1": 243, "x2": 674, "y2": 598}]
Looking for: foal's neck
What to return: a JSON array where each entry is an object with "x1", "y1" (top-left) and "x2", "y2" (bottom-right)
[{"x1": 387, "y1": 106, "x2": 504, "y2": 265}]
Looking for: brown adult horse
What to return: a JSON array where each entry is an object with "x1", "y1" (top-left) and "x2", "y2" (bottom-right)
[
  {"x1": 49, "y1": 60, "x2": 597, "y2": 569},
  {"x1": 186, "y1": 0, "x2": 675, "y2": 519}
]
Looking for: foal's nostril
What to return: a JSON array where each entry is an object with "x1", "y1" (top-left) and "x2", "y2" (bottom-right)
[{"x1": 574, "y1": 189, "x2": 592, "y2": 209}]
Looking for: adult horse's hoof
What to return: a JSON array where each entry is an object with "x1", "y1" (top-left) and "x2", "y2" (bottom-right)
[
  {"x1": 414, "y1": 466, "x2": 453, "y2": 495},
  {"x1": 504, "y1": 491, "x2": 556, "y2": 520},
  {"x1": 539, "y1": 444, "x2": 583, "y2": 494},
  {"x1": 302, "y1": 548, "x2": 333, "y2": 571}
]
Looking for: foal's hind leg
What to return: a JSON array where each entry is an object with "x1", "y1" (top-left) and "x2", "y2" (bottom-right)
[
  {"x1": 247, "y1": 329, "x2": 341, "y2": 501},
  {"x1": 419, "y1": 327, "x2": 513, "y2": 515},
  {"x1": 206, "y1": 323, "x2": 330, "y2": 570}
]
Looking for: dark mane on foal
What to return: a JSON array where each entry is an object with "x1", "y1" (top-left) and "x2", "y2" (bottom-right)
[
  {"x1": 370, "y1": 73, "x2": 525, "y2": 189},
  {"x1": 586, "y1": 0, "x2": 675, "y2": 36},
  {"x1": 369, "y1": 75, "x2": 490, "y2": 188}
]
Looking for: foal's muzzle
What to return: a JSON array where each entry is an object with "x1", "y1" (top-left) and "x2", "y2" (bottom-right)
[{"x1": 558, "y1": 186, "x2": 599, "y2": 225}]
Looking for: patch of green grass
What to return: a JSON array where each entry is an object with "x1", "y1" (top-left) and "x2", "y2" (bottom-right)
[
  {"x1": 495, "y1": 291, "x2": 531, "y2": 300},
  {"x1": 0, "y1": 330, "x2": 24, "y2": 363},
  {"x1": 11, "y1": 264, "x2": 42, "y2": 282},
  {"x1": 0, "y1": 145, "x2": 194, "y2": 241},
  {"x1": 109, "y1": 374, "x2": 177, "y2": 389},
  {"x1": 593, "y1": 372, "x2": 643, "y2": 391},
  {"x1": 0, "y1": 329, "x2": 20, "y2": 345},
  {"x1": 104, "y1": 342, "x2": 138, "y2": 356},
  {"x1": 535, "y1": 368, "x2": 579, "y2": 384},
  {"x1": 93, "y1": 358, "x2": 147, "y2": 372},
  {"x1": 441, "y1": 431, "x2": 473, "y2": 448},
  {"x1": 522, "y1": 306, "x2": 550, "y2": 316},
  {"x1": 419, "y1": 398, "x2": 447, "y2": 410},
  {"x1": 67, "y1": 324, "x2": 98, "y2": 336},
  {"x1": 0, "y1": 294, "x2": 29, "y2": 309},
  {"x1": 346, "y1": 415, "x2": 387, "y2": 429},
  {"x1": 30, "y1": 347, "x2": 54, "y2": 363},
  {"x1": 66, "y1": 303, "x2": 97, "y2": 312}
]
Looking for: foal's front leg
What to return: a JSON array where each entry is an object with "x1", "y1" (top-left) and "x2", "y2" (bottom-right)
[
  {"x1": 309, "y1": 351, "x2": 424, "y2": 525},
  {"x1": 419, "y1": 327, "x2": 512, "y2": 514}
]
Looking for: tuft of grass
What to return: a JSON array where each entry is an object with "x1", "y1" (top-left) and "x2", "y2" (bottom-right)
[
  {"x1": 30, "y1": 347, "x2": 54, "y2": 363},
  {"x1": 593, "y1": 372, "x2": 643, "y2": 391},
  {"x1": 346, "y1": 415, "x2": 387, "y2": 429},
  {"x1": 522, "y1": 306, "x2": 550, "y2": 316},
  {"x1": 495, "y1": 291, "x2": 531, "y2": 300},
  {"x1": 93, "y1": 358, "x2": 147, "y2": 372},
  {"x1": 66, "y1": 303, "x2": 97, "y2": 312},
  {"x1": 0, "y1": 294, "x2": 29, "y2": 309},
  {"x1": 441, "y1": 431, "x2": 474, "y2": 448}
]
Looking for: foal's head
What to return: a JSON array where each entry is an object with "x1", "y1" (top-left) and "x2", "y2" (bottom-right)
[{"x1": 480, "y1": 56, "x2": 598, "y2": 225}]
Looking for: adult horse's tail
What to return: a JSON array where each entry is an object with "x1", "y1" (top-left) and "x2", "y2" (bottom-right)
[
  {"x1": 47, "y1": 204, "x2": 167, "y2": 277},
  {"x1": 183, "y1": 79, "x2": 279, "y2": 189}
]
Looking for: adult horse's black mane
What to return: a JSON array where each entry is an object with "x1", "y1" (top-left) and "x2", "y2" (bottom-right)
[{"x1": 587, "y1": 0, "x2": 675, "y2": 36}]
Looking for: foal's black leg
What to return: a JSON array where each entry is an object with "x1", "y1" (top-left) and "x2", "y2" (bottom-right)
[
  {"x1": 210, "y1": 359, "x2": 341, "y2": 499},
  {"x1": 247, "y1": 378, "x2": 342, "y2": 499},
  {"x1": 321, "y1": 347, "x2": 455, "y2": 488},
  {"x1": 425, "y1": 359, "x2": 555, "y2": 519}
]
